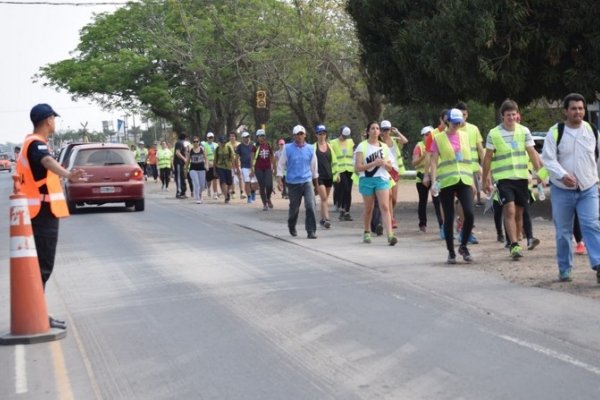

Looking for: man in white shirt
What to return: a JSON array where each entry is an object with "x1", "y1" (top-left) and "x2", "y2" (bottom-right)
[{"x1": 541, "y1": 92, "x2": 600, "y2": 283}]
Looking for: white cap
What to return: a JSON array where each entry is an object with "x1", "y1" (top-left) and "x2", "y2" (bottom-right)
[
  {"x1": 447, "y1": 108, "x2": 465, "y2": 124},
  {"x1": 241, "y1": 131, "x2": 250, "y2": 138},
  {"x1": 420, "y1": 126, "x2": 433, "y2": 136},
  {"x1": 256, "y1": 129, "x2": 266, "y2": 136},
  {"x1": 138, "y1": 140, "x2": 144, "y2": 145},
  {"x1": 342, "y1": 126, "x2": 351, "y2": 136},
  {"x1": 292, "y1": 125, "x2": 305, "y2": 135},
  {"x1": 206, "y1": 132, "x2": 214, "y2": 138},
  {"x1": 380, "y1": 120, "x2": 392, "y2": 129}
]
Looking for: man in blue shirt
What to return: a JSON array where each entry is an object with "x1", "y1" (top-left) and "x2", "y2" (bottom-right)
[{"x1": 276, "y1": 125, "x2": 319, "y2": 238}]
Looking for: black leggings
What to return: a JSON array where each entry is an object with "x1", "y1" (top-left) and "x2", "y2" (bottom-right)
[
  {"x1": 159, "y1": 167, "x2": 171, "y2": 188},
  {"x1": 255, "y1": 168, "x2": 273, "y2": 205},
  {"x1": 416, "y1": 182, "x2": 443, "y2": 227},
  {"x1": 440, "y1": 182, "x2": 474, "y2": 252},
  {"x1": 338, "y1": 171, "x2": 353, "y2": 213}
]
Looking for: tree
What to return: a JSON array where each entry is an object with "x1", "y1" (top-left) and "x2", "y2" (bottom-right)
[{"x1": 346, "y1": 0, "x2": 600, "y2": 106}]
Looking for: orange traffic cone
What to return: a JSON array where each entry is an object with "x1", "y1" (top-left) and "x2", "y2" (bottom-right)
[{"x1": 0, "y1": 177, "x2": 66, "y2": 345}]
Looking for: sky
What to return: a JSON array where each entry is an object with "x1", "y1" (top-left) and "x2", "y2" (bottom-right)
[{"x1": 0, "y1": 0, "x2": 130, "y2": 145}]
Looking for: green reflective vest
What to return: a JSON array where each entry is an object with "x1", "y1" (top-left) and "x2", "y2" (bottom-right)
[
  {"x1": 389, "y1": 139, "x2": 406, "y2": 174},
  {"x1": 204, "y1": 141, "x2": 217, "y2": 163},
  {"x1": 459, "y1": 122, "x2": 482, "y2": 172},
  {"x1": 434, "y1": 132, "x2": 473, "y2": 188},
  {"x1": 157, "y1": 148, "x2": 172, "y2": 169},
  {"x1": 134, "y1": 148, "x2": 148, "y2": 163},
  {"x1": 329, "y1": 137, "x2": 355, "y2": 173},
  {"x1": 415, "y1": 141, "x2": 426, "y2": 183},
  {"x1": 489, "y1": 124, "x2": 529, "y2": 181}
]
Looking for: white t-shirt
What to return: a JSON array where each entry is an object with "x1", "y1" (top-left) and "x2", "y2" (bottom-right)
[
  {"x1": 486, "y1": 124, "x2": 534, "y2": 150},
  {"x1": 354, "y1": 142, "x2": 394, "y2": 179}
]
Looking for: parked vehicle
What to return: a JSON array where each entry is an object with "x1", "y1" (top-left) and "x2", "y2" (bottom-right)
[
  {"x1": 63, "y1": 143, "x2": 145, "y2": 212},
  {"x1": 0, "y1": 153, "x2": 11, "y2": 172},
  {"x1": 57, "y1": 142, "x2": 85, "y2": 167}
]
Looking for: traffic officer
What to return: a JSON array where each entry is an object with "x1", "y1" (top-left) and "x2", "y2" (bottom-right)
[{"x1": 17, "y1": 104, "x2": 85, "y2": 329}]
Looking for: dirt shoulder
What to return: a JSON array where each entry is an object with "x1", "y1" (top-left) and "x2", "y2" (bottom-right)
[{"x1": 148, "y1": 179, "x2": 600, "y2": 300}]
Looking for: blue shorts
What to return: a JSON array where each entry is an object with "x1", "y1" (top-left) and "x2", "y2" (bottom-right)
[
  {"x1": 359, "y1": 176, "x2": 390, "y2": 196},
  {"x1": 217, "y1": 168, "x2": 233, "y2": 185}
]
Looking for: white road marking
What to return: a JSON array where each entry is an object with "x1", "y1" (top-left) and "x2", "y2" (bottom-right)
[
  {"x1": 498, "y1": 334, "x2": 600, "y2": 376},
  {"x1": 15, "y1": 345, "x2": 27, "y2": 394}
]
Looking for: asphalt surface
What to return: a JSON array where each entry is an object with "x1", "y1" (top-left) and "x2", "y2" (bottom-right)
[{"x1": 1, "y1": 173, "x2": 600, "y2": 399}]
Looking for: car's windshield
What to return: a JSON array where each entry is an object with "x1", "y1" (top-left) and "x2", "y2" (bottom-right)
[{"x1": 73, "y1": 148, "x2": 135, "y2": 167}]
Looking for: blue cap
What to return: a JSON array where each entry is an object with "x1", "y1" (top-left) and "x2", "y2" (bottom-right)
[
  {"x1": 315, "y1": 124, "x2": 327, "y2": 133},
  {"x1": 30, "y1": 103, "x2": 59, "y2": 124},
  {"x1": 218, "y1": 135, "x2": 227, "y2": 143}
]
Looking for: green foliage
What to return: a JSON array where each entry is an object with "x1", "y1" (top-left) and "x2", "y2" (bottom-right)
[{"x1": 347, "y1": 0, "x2": 600, "y2": 106}]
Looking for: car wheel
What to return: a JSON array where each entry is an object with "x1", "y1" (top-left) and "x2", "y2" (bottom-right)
[{"x1": 134, "y1": 199, "x2": 145, "y2": 212}]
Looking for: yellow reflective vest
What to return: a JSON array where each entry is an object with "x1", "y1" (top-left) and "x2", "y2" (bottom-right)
[
  {"x1": 434, "y1": 131, "x2": 473, "y2": 189},
  {"x1": 329, "y1": 137, "x2": 355, "y2": 173},
  {"x1": 157, "y1": 148, "x2": 172, "y2": 169},
  {"x1": 459, "y1": 122, "x2": 482, "y2": 172},
  {"x1": 488, "y1": 124, "x2": 529, "y2": 181}
]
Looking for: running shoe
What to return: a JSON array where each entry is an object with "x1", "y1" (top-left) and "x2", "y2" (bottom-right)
[
  {"x1": 323, "y1": 219, "x2": 331, "y2": 229},
  {"x1": 263, "y1": 204, "x2": 268, "y2": 211},
  {"x1": 447, "y1": 252, "x2": 457, "y2": 265},
  {"x1": 468, "y1": 234, "x2": 479, "y2": 245},
  {"x1": 558, "y1": 269, "x2": 572, "y2": 282},
  {"x1": 388, "y1": 234, "x2": 398, "y2": 246},
  {"x1": 575, "y1": 242, "x2": 587, "y2": 255},
  {"x1": 527, "y1": 237, "x2": 541, "y2": 250},
  {"x1": 510, "y1": 244, "x2": 523, "y2": 259},
  {"x1": 418, "y1": 224, "x2": 427, "y2": 233},
  {"x1": 267, "y1": 199, "x2": 274, "y2": 208},
  {"x1": 458, "y1": 245, "x2": 473, "y2": 262},
  {"x1": 497, "y1": 233, "x2": 505, "y2": 243},
  {"x1": 363, "y1": 232, "x2": 372, "y2": 244}
]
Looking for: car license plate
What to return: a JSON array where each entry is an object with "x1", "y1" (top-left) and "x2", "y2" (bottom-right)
[{"x1": 100, "y1": 186, "x2": 115, "y2": 193}]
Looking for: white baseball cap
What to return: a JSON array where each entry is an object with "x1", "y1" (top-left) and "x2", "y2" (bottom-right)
[
  {"x1": 241, "y1": 131, "x2": 250, "y2": 138},
  {"x1": 206, "y1": 132, "x2": 214, "y2": 138},
  {"x1": 292, "y1": 125, "x2": 306, "y2": 135},
  {"x1": 447, "y1": 108, "x2": 465, "y2": 124},
  {"x1": 341, "y1": 126, "x2": 351, "y2": 136},
  {"x1": 420, "y1": 126, "x2": 433, "y2": 136},
  {"x1": 380, "y1": 120, "x2": 392, "y2": 129},
  {"x1": 256, "y1": 129, "x2": 266, "y2": 136}
]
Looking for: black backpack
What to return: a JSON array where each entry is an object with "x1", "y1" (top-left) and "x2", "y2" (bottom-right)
[{"x1": 555, "y1": 122, "x2": 599, "y2": 160}]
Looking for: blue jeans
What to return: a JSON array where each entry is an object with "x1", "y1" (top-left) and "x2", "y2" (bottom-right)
[
  {"x1": 287, "y1": 181, "x2": 317, "y2": 234},
  {"x1": 550, "y1": 184, "x2": 600, "y2": 273}
]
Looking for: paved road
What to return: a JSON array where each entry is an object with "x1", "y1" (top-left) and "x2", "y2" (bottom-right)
[{"x1": 2, "y1": 173, "x2": 600, "y2": 399}]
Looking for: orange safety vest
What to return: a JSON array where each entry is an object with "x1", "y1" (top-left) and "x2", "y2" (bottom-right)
[{"x1": 17, "y1": 134, "x2": 69, "y2": 218}]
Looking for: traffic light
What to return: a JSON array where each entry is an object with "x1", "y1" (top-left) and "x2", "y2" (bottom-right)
[{"x1": 256, "y1": 90, "x2": 267, "y2": 109}]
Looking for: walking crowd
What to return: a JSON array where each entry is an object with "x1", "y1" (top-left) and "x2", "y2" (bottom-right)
[{"x1": 133, "y1": 92, "x2": 600, "y2": 284}]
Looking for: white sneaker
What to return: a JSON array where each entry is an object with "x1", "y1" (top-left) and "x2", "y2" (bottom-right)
[
  {"x1": 213, "y1": 193, "x2": 218, "y2": 199},
  {"x1": 196, "y1": 200, "x2": 202, "y2": 204}
]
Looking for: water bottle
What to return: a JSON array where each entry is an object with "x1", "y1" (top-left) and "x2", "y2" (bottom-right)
[
  {"x1": 431, "y1": 181, "x2": 440, "y2": 197},
  {"x1": 537, "y1": 183, "x2": 546, "y2": 201}
]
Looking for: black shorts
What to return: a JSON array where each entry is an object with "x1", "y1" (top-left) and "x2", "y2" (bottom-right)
[
  {"x1": 206, "y1": 168, "x2": 216, "y2": 182},
  {"x1": 497, "y1": 179, "x2": 529, "y2": 207},
  {"x1": 318, "y1": 178, "x2": 333, "y2": 188}
]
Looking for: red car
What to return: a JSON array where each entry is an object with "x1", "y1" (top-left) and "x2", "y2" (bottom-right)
[
  {"x1": 63, "y1": 143, "x2": 145, "y2": 212},
  {"x1": 0, "y1": 153, "x2": 11, "y2": 172}
]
